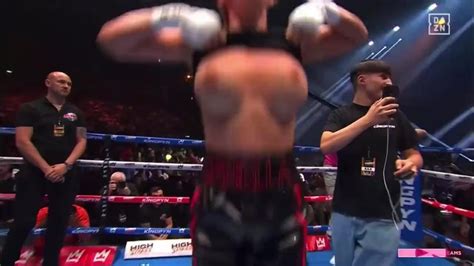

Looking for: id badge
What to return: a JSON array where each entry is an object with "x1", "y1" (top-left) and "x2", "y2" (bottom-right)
[
  {"x1": 361, "y1": 157, "x2": 376, "y2": 176},
  {"x1": 53, "y1": 122, "x2": 65, "y2": 137}
]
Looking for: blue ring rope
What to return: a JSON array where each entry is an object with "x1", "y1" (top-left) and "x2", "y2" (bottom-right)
[
  {"x1": 0, "y1": 226, "x2": 471, "y2": 254},
  {"x1": 1, "y1": 127, "x2": 470, "y2": 154},
  {"x1": 0, "y1": 226, "x2": 328, "y2": 237}
]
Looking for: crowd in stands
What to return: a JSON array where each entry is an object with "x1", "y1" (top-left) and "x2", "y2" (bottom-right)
[
  {"x1": 0, "y1": 90, "x2": 202, "y2": 140},
  {"x1": 77, "y1": 99, "x2": 198, "y2": 138}
]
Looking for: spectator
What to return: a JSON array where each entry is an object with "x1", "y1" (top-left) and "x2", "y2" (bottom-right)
[
  {"x1": 299, "y1": 173, "x2": 316, "y2": 226},
  {"x1": 187, "y1": 149, "x2": 201, "y2": 164},
  {"x1": 323, "y1": 153, "x2": 338, "y2": 196},
  {"x1": 99, "y1": 172, "x2": 140, "y2": 245},
  {"x1": 452, "y1": 184, "x2": 474, "y2": 246},
  {"x1": 119, "y1": 146, "x2": 133, "y2": 161},
  {"x1": 131, "y1": 170, "x2": 151, "y2": 195},
  {"x1": 136, "y1": 146, "x2": 146, "y2": 162},
  {"x1": 137, "y1": 169, "x2": 171, "y2": 196},
  {"x1": 0, "y1": 164, "x2": 15, "y2": 193},
  {"x1": 320, "y1": 153, "x2": 338, "y2": 226},
  {"x1": 35, "y1": 204, "x2": 90, "y2": 229},
  {"x1": 140, "y1": 186, "x2": 173, "y2": 240},
  {"x1": 0, "y1": 164, "x2": 16, "y2": 225},
  {"x1": 106, "y1": 171, "x2": 138, "y2": 196},
  {"x1": 171, "y1": 179, "x2": 192, "y2": 228},
  {"x1": 306, "y1": 173, "x2": 328, "y2": 225},
  {"x1": 33, "y1": 204, "x2": 90, "y2": 255},
  {"x1": 146, "y1": 147, "x2": 157, "y2": 162}
]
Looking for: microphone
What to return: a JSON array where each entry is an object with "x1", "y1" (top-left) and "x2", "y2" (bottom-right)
[
  {"x1": 382, "y1": 84, "x2": 400, "y2": 121},
  {"x1": 382, "y1": 84, "x2": 400, "y2": 99}
]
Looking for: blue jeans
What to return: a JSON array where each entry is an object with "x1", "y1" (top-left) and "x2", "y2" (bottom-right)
[{"x1": 330, "y1": 212, "x2": 400, "y2": 266}]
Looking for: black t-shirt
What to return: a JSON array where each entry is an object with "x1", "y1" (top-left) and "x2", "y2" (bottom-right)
[
  {"x1": 99, "y1": 203, "x2": 141, "y2": 245},
  {"x1": 0, "y1": 176, "x2": 16, "y2": 223},
  {"x1": 0, "y1": 178, "x2": 15, "y2": 193},
  {"x1": 105, "y1": 203, "x2": 141, "y2": 227},
  {"x1": 141, "y1": 204, "x2": 172, "y2": 228},
  {"x1": 15, "y1": 98, "x2": 86, "y2": 165},
  {"x1": 324, "y1": 103, "x2": 418, "y2": 219}
]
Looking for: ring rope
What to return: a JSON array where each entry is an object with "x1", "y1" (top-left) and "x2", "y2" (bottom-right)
[
  {"x1": 0, "y1": 156, "x2": 335, "y2": 173},
  {"x1": 1, "y1": 157, "x2": 473, "y2": 183},
  {"x1": 0, "y1": 226, "x2": 329, "y2": 237},
  {"x1": 423, "y1": 229, "x2": 474, "y2": 254},
  {"x1": 0, "y1": 193, "x2": 332, "y2": 204},
  {"x1": 0, "y1": 128, "x2": 318, "y2": 153},
  {"x1": 420, "y1": 169, "x2": 474, "y2": 183},
  {"x1": 1, "y1": 127, "x2": 472, "y2": 154},
  {"x1": 0, "y1": 226, "x2": 472, "y2": 254},
  {"x1": 3, "y1": 193, "x2": 472, "y2": 219},
  {"x1": 422, "y1": 198, "x2": 474, "y2": 219}
]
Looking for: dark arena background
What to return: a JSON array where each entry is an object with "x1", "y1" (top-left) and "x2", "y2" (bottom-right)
[{"x1": 0, "y1": 0, "x2": 473, "y2": 265}]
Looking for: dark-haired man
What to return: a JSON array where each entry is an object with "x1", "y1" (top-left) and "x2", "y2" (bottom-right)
[{"x1": 320, "y1": 60, "x2": 423, "y2": 266}]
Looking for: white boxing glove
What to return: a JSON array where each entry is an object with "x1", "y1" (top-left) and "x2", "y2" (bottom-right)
[
  {"x1": 181, "y1": 8, "x2": 222, "y2": 50},
  {"x1": 150, "y1": 3, "x2": 221, "y2": 50},
  {"x1": 150, "y1": 3, "x2": 193, "y2": 30},
  {"x1": 288, "y1": 0, "x2": 341, "y2": 34}
]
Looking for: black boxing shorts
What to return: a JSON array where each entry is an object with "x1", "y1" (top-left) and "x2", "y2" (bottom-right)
[{"x1": 190, "y1": 152, "x2": 307, "y2": 266}]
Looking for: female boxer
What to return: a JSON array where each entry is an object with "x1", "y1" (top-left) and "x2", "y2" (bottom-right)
[{"x1": 97, "y1": 1, "x2": 367, "y2": 264}]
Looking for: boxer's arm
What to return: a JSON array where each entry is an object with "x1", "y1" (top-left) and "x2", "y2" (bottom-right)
[
  {"x1": 289, "y1": 4, "x2": 368, "y2": 64},
  {"x1": 97, "y1": 8, "x2": 192, "y2": 63}
]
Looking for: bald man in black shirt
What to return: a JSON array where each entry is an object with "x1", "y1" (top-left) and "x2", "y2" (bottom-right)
[{"x1": 1, "y1": 72, "x2": 87, "y2": 266}]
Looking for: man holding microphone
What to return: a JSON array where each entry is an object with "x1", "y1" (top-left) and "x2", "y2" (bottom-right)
[{"x1": 320, "y1": 60, "x2": 423, "y2": 266}]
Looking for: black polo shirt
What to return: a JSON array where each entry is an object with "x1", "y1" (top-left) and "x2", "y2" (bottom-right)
[
  {"x1": 15, "y1": 97, "x2": 86, "y2": 165},
  {"x1": 141, "y1": 203, "x2": 172, "y2": 228},
  {"x1": 323, "y1": 103, "x2": 418, "y2": 220}
]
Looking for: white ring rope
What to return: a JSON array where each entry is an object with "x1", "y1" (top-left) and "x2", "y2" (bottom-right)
[{"x1": 1, "y1": 156, "x2": 473, "y2": 183}]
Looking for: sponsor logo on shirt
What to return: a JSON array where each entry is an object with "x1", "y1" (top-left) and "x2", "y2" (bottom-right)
[
  {"x1": 63, "y1": 112, "x2": 78, "y2": 121},
  {"x1": 373, "y1": 124, "x2": 395, "y2": 129}
]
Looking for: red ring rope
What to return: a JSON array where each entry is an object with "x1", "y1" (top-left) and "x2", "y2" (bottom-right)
[
  {"x1": 0, "y1": 193, "x2": 332, "y2": 204},
  {"x1": 422, "y1": 198, "x2": 474, "y2": 219},
  {"x1": 3, "y1": 193, "x2": 472, "y2": 219}
]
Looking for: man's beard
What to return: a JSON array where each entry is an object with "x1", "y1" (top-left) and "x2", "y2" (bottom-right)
[{"x1": 53, "y1": 89, "x2": 69, "y2": 98}]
